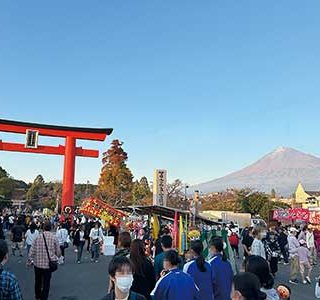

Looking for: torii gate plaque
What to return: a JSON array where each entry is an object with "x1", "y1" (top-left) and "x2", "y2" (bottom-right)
[{"x1": 0, "y1": 119, "x2": 113, "y2": 214}]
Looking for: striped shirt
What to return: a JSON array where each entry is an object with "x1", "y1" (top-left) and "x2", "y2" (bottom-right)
[{"x1": 29, "y1": 231, "x2": 60, "y2": 269}]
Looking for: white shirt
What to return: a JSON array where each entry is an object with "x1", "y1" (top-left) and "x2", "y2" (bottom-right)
[
  {"x1": 56, "y1": 228, "x2": 69, "y2": 245},
  {"x1": 89, "y1": 227, "x2": 104, "y2": 241},
  {"x1": 25, "y1": 229, "x2": 39, "y2": 246},
  {"x1": 306, "y1": 231, "x2": 315, "y2": 249},
  {"x1": 79, "y1": 231, "x2": 85, "y2": 241},
  {"x1": 251, "y1": 238, "x2": 266, "y2": 259}
]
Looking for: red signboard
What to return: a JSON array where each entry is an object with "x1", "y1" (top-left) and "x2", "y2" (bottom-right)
[
  {"x1": 309, "y1": 211, "x2": 320, "y2": 225},
  {"x1": 273, "y1": 208, "x2": 310, "y2": 222},
  {"x1": 79, "y1": 197, "x2": 126, "y2": 227}
]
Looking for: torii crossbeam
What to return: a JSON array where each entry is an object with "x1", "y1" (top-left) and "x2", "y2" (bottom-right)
[{"x1": 0, "y1": 119, "x2": 113, "y2": 214}]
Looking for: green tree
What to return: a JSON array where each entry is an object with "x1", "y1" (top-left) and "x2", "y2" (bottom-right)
[
  {"x1": 97, "y1": 140, "x2": 133, "y2": 206},
  {"x1": 132, "y1": 177, "x2": 152, "y2": 205},
  {"x1": 0, "y1": 177, "x2": 16, "y2": 199},
  {"x1": 0, "y1": 167, "x2": 9, "y2": 179},
  {"x1": 26, "y1": 174, "x2": 46, "y2": 207}
]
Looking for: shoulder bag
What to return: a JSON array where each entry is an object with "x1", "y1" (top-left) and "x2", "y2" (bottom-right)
[{"x1": 43, "y1": 233, "x2": 58, "y2": 273}]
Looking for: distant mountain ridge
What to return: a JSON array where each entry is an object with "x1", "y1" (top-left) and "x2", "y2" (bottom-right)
[{"x1": 192, "y1": 147, "x2": 320, "y2": 196}]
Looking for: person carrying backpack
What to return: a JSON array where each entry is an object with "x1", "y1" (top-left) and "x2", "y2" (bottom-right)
[{"x1": 229, "y1": 229, "x2": 240, "y2": 258}]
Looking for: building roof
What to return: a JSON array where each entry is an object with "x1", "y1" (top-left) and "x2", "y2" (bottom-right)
[
  {"x1": 305, "y1": 191, "x2": 320, "y2": 197},
  {"x1": 119, "y1": 205, "x2": 220, "y2": 225}
]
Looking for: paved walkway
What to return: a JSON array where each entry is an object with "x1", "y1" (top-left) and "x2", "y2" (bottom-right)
[
  {"x1": 6, "y1": 244, "x2": 111, "y2": 300},
  {"x1": 5, "y1": 243, "x2": 320, "y2": 300}
]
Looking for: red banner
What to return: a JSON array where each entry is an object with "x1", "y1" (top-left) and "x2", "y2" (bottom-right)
[
  {"x1": 309, "y1": 211, "x2": 320, "y2": 225},
  {"x1": 79, "y1": 197, "x2": 126, "y2": 227},
  {"x1": 273, "y1": 208, "x2": 310, "y2": 222}
]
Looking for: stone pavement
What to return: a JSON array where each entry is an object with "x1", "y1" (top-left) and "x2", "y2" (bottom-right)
[{"x1": 5, "y1": 243, "x2": 320, "y2": 300}]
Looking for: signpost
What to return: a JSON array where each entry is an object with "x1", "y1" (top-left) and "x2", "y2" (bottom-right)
[{"x1": 153, "y1": 169, "x2": 168, "y2": 206}]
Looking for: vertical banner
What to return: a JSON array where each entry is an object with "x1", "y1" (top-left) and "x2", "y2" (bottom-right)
[
  {"x1": 179, "y1": 215, "x2": 183, "y2": 254},
  {"x1": 153, "y1": 169, "x2": 168, "y2": 206},
  {"x1": 173, "y1": 212, "x2": 179, "y2": 248}
]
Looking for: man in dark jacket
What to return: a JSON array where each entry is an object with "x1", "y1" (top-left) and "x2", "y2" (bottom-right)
[
  {"x1": 114, "y1": 232, "x2": 131, "y2": 258},
  {"x1": 278, "y1": 227, "x2": 289, "y2": 264}
]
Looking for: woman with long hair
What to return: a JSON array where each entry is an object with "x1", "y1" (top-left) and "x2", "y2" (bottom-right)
[
  {"x1": 208, "y1": 236, "x2": 234, "y2": 300},
  {"x1": 73, "y1": 224, "x2": 86, "y2": 263},
  {"x1": 130, "y1": 239, "x2": 156, "y2": 300},
  {"x1": 245, "y1": 255, "x2": 280, "y2": 300},
  {"x1": 232, "y1": 272, "x2": 267, "y2": 300},
  {"x1": 25, "y1": 222, "x2": 39, "y2": 255},
  {"x1": 183, "y1": 240, "x2": 214, "y2": 300},
  {"x1": 56, "y1": 222, "x2": 69, "y2": 264}
]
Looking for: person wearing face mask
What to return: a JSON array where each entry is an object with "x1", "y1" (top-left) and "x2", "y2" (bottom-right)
[
  {"x1": 0, "y1": 240, "x2": 23, "y2": 299},
  {"x1": 101, "y1": 256, "x2": 146, "y2": 300},
  {"x1": 151, "y1": 249, "x2": 199, "y2": 300},
  {"x1": 251, "y1": 227, "x2": 266, "y2": 259},
  {"x1": 208, "y1": 237, "x2": 233, "y2": 300}
]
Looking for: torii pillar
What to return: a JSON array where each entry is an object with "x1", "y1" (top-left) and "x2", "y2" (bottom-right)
[{"x1": 0, "y1": 119, "x2": 113, "y2": 214}]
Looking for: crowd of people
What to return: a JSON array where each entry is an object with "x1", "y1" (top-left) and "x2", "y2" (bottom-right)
[
  {"x1": 239, "y1": 223, "x2": 317, "y2": 286},
  {"x1": 0, "y1": 212, "x2": 315, "y2": 300}
]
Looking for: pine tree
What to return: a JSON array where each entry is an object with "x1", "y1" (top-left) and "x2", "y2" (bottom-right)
[
  {"x1": 0, "y1": 167, "x2": 8, "y2": 179},
  {"x1": 97, "y1": 140, "x2": 133, "y2": 206},
  {"x1": 132, "y1": 177, "x2": 152, "y2": 205},
  {"x1": 26, "y1": 174, "x2": 45, "y2": 206}
]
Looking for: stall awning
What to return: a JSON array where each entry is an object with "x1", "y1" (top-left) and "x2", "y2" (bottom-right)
[{"x1": 118, "y1": 205, "x2": 220, "y2": 225}]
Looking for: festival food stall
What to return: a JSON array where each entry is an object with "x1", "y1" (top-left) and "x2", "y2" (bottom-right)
[
  {"x1": 119, "y1": 205, "x2": 237, "y2": 273},
  {"x1": 79, "y1": 197, "x2": 127, "y2": 227},
  {"x1": 79, "y1": 197, "x2": 127, "y2": 255}
]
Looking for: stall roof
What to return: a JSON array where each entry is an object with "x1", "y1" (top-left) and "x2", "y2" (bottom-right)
[{"x1": 118, "y1": 205, "x2": 220, "y2": 225}]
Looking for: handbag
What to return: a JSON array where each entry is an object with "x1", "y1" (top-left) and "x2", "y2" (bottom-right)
[{"x1": 43, "y1": 233, "x2": 58, "y2": 273}]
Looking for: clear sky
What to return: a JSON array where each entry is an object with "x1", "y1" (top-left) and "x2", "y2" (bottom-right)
[{"x1": 1, "y1": 0, "x2": 320, "y2": 186}]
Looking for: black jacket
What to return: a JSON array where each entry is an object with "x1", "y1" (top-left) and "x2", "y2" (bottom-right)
[
  {"x1": 101, "y1": 291, "x2": 146, "y2": 300},
  {"x1": 73, "y1": 229, "x2": 85, "y2": 247},
  {"x1": 131, "y1": 258, "x2": 156, "y2": 300}
]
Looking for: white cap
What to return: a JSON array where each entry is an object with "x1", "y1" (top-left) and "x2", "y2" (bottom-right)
[{"x1": 290, "y1": 227, "x2": 298, "y2": 232}]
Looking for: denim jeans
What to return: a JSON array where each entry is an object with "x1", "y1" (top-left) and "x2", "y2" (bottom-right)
[
  {"x1": 77, "y1": 241, "x2": 85, "y2": 262},
  {"x1": 91, "y1": 243, "x2": 100, "y2": 261}
]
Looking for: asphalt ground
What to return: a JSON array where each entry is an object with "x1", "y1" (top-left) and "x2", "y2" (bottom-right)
[
  {"x1": 6, "y1": 242, "x2": 111, "y2": 300},
  {"x1": 5, "y1": 242, "x2": 320, "y2": 300}
]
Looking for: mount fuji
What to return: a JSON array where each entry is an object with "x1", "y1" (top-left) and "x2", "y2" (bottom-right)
[{"x1": 192, "y1": 147, "x2": 320, "y2": 196}]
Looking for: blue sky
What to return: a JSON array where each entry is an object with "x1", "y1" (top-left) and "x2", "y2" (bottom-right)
[{"x1": 1, "y1": 0, "x2": 320, "y2": 186}]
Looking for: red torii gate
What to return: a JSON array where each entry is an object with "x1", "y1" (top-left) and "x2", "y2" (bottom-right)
[{"x1": 0, "y1": 119, "x2": 113, "y2": 214}]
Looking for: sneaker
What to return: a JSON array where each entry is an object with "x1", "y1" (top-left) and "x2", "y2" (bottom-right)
[
  {"x1": 306, "y1": 276, "x2": 311, "y2": 284},
  {"x1": 289, "y1": 279, "x2": 298, "y2": 285},
  {"x1": 283, "y1": 262, "x2": 289, "y2": 265},
  {"x1": 77, "y1": 261, "x2": 81, "y2": 264},
  {"x1": 90, "y1": 258, "x2": 94, "y2": 263},
  {"x1": 95, "y1": 260, "x2": 99, "y2": 263},
  {"x1": 303, "y1": 280, "x2": 307, "y2": 284}
]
